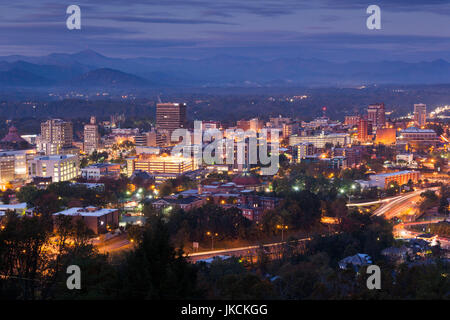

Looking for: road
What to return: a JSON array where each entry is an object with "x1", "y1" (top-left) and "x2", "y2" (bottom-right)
[
  {"x1": 95, "y1": 233, "x2": 133, "y2": 254},
  {"x1": 373, "y1": 187, "x2": 438, "y2": 219},
  {"x1": 185, "y1": 238, "x2": 311, "y2": 263},
  {"x1": 373, "y1": 187, "x2": 450, "y2": 250},
  {"x1": 346, "y1": 195, "x2": 403, "y2": 207}
]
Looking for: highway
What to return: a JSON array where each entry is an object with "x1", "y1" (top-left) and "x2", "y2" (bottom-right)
[
  {"x1": 346, "y1": 195, "x2": 403, "y2": 207},
  {"x1": 185, "y1": 238, "x2": 311, "y2": 263},
  {"x1": 373, "y1": 187, "x2": 438, "y2": 218},
  {"x1": 372, "y1": 187, "x2": 450, "y2": 250}
]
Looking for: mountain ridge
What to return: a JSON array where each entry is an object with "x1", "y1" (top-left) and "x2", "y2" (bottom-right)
[{"x1": 0, "y1": 50, "x2": 449, "y2": 88}]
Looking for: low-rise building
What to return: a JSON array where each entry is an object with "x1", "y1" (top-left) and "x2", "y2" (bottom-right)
[
  {"x1": 132, "y1": 154, "x2": 193, "y2": 184},
  {"x1": 81, "y1": 163, "x2": 121, "y2": 180},
  {"x1": 289, "y1": 132, "x2": 351, "y2": 149},
  {"x1": 397, "y1": 127, "x2": 438, "y2": 150},
  {"x1": 338, "y1": 253, "x2": 372, "y2": 271},
  {"x1": 28, "y1": 154, "x2": 79, "y2": 183},
  {"x1": 367, "y1": 170, "x2": 420, "y2": 189},
  {"x1": 53, "y1": 207, "x2": 119, "y2": 234},
  {"x1": 151, "y1": 196, "x2": 206, "y2": 211}
]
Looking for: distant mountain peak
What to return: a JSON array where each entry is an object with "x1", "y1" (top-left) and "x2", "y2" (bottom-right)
[
  {"x1": 73, "y1": 49, "x2": 106, "y2": 58},
  {"x1": 66, "y1": 67, "x2": 151, "y2": 88}
]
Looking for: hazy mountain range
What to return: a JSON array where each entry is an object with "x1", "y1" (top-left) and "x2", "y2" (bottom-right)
[{"x1": 0, "y1": 50, "x2": 449, "y2": 89}]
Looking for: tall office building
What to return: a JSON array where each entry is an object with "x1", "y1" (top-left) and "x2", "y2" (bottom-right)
[
  {"x1": 39, "y1": 119, "x2": 73, "y2": 155},
  {"x1": 84, "y1": 116, "x2": 100, "y2": 154},
  {"x1": 413, "y1": 103, "x2": 427, "y2": 127},
  {"x1": 367, "y1": 103, "x2": 386, "y2": 130},
  {"x1": 156, "y1": 103, "x2": 187, "y2": 146},
  {"x1": 156, "y1": 103, "x2": 186, "y2": 130}
]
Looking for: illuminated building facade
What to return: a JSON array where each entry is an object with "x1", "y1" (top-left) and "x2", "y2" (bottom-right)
[
  {"x1": 375, "y1": 128, "x2": 396, "y2": 145},
  {"x1": 39, "y1": 119, "x2": 73, "y2": 155},
  {"x1": 28, "y1": 154, "x2": 79, "y2": 183},
  {"x1": 357, "y1": 118, "x2": 370, "y2": 142},
  {"x1": 289, "y1": 132, "x2": 351, "y2": 149},
  {"x1": 413, "y1": 104, "x2": 427, "y2": 127},
  {"x1": 156, "y1": 103, "x2": 187, "y2": 146},
  {"x1": 367, "y1": 103, "x2": 386, "y2": 129},
  {"x1": 368, "y1": 170, "x2": 420, "y2": 189},
  {"x1": 133, "y1": 154, "x2": 193, "y2": 183},
  {"x1": 345, "y1": 115, "x2": 361, "y2": 127},
  {"x1": 83, "y1": 116, "x2": 100, "y2": 154}
]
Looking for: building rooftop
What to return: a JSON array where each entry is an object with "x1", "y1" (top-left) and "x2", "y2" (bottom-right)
[
  {"x1": 0, "y1": 203, "x2": 27, "y2": 210},
  {"x1": 53, "y1": 207, "x2": 117, "y2": 217},
  {"x1": 401, "y1": 127, "x2": 435, "y2": 133},
  {"x1": 370, "y1": 170, "x2": 418, "y2": 178},
  {"x1": 83, "y1": 163, "x2": 119, "y2": 169},
  {"x1": 155, "y1": 196, "x2": 202, "y2": 205},
  {"x1": 35, "y1": 154, "x2": 77, "y2": 161},
  {"x1": 1, "y1": 126, "x2": 27, "y2": 144}
]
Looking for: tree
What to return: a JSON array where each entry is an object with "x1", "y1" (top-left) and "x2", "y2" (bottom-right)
[
  {"x1": 1, "y1": 189, "x2": 14, "y2": 204},
  {"x1": 115, "y1": 218, "x2": 198, "y2": 299}
]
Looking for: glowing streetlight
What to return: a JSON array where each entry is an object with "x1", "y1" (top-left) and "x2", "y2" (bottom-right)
[
  {"x1": 206, "y1": 231, "x2": 219, "y2": 250},
  {"x1": 276, "y1": 224, "x2": 288, "y2": 241}
]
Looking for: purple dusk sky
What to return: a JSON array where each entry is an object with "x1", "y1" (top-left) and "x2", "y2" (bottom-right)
[{"x1": 1, "y1": 0, "x2": 449, "y2": 61}]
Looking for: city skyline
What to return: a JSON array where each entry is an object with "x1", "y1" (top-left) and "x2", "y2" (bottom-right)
[{"x1": 0, "y1": 0, "x2": 448, "y2": 304}]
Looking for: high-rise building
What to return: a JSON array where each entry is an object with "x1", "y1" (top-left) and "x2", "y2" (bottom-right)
[
  {"x1": 39, "y1": 119, "x2": 73, "y2": 155},
  {"x1": 134, "y1": 133, "x2": 148, "y2": 147},
  {"x1": 84, "y1": 116, "x2": 100, "y2": 154},
  {"x1": 344, "y1": 115, "x2": 361, "y2": 127},
  {"x1": 413, "y1": 103, "x2": 427, "y2": 127},
  {"x1": 269, "y1": 116, "x2": 291, "y2": 128},
  {"x1": 282, "y1": 122, "x2": 299, "y2": 138},
  {"x1": 156, "y1": 103, "x2": 187, "y2": 145},
  {"x1": 294, "y1": 142, "x2": 315, "y2": 163},
  {"x1": 249, "y1": 118, "x2": 264, "y2": 133},
  {"x1": 357, "y1": 119, "x2": 370, "y2": 142},
  {"x1": 367, "y1": 103, "x2": 386, "y2": 129},
  {"x1": 236, "y1": 120, "x2": 250, "y2": 131}
]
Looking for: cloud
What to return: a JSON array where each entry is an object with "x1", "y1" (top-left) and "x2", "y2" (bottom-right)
[{"x1": 100, "y1": 15, "x2": 237, "y2": 25}]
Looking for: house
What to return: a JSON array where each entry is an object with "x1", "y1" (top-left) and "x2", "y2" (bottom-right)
[
  {"x1": 151, "y1": 196, "x2": 206, "y2": 211},
  {"x1": 53, "y1": 207, "x2": 119, "y2": 234},
  {"x1": 338, "y1": 253, "x2": 373, "y2": 271},
  {"x1": 381, "y1": 246, "x2": 413, "y2": 264}
]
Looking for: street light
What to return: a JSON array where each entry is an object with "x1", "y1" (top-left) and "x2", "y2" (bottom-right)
[
  {"x1": 206, "y1": 231, "x2": 219, "y2": 250},
  {"x1": 276, "y1": 224, "x2": 288, "y2": 241}
]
